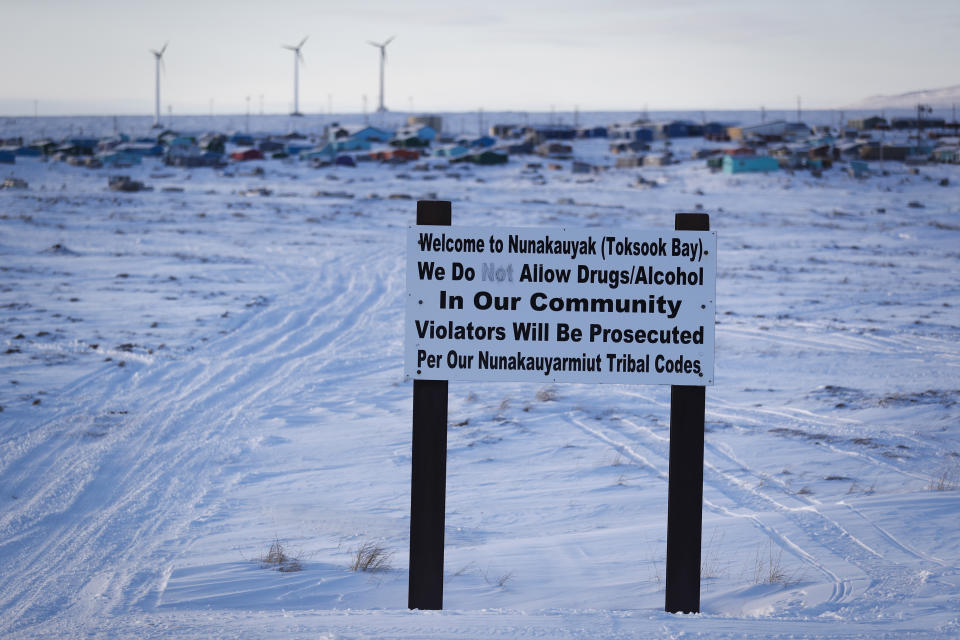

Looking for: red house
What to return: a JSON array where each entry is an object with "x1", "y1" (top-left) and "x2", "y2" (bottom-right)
[
  {"x1": 230, "y1": 148, "x2": 264, "y2": 161},
  {"x1": 372, "y1": 148, "x2": 420, "y2": 162}
]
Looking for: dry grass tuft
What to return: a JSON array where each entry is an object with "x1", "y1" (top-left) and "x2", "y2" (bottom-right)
[
  {"x1": 259, "y1": 538, "x2": 303, "y2": 573},
  {"x1": 928, "y1": 464, "x2": 959, "y2": 491},
  {"x1": 535, "y1": 386, "x2": 558, "y2": 402},
  {"x1": 349, "y1": 541, "x2": 393, "y2": 573},
  {"x1": 752, "y1": 540, "x2": 798, "y2": 585}
]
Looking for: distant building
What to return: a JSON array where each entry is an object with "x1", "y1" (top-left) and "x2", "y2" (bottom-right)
[
  {"x1": 651, "y1": 121, "x2": 692, "y2": 139},
  {"x1": 858, "y1": 143, "x2": 910, "y2": 161},
  {"x1": 468, "y1": 150, "x2": 508, "y2": 165},
  {"x1": 65, "y1": 137, "x2": 98, "y2": 154},
  {"x1": 393, "y1": 124, "x2": 436, "y2": 147},
  {"x1": 643, "y1": 153, "x2": 673, "y2": 166},
  {"x1": 229, "y1": 133, "x2": 255, "y2": 146},
  {"x1": 702, "y1": 122, "x2": 729, "y2": 140},
  {"x1": 489, "y1": 124, "x2": 522, "y2": 139},
  {"x1": 285, "y1": 142, "x2": 314, "y2": 156},
  {"x1": 576, "y1": 126, "x2": 608, "y2": 138},
  {"x1": 848, "y1": 116, "x2": 888, "y2": 131},
  {"x1": 722, "y1": 155, "x2": 779, "y2": 174},
  {"x1": 536, "y1": 142, "x2": 573, "y2": 159},
  {"x1": 727, "y1": 121, "x2": 810, "y2": 142},
  {"x1": 610, "y1": 140, "x2": 649, "y2": 154},
  {"x1": 434, "y1": 144, "x2": 470, "y2": 158},
  {"x1": 932, "y1": 145, "x2": 959, "y2": 163},
  {"x1": 615, "y1": 155, "x2": 644, "y2": 168},
  {"x1": 165, "y1": 150, "x2": 224, "y2": 168},
  {"x1": 99, "y1": 151, "x2": 142, "y2": 167},
  {"x1": 328, "y1": 124, "x2": 393, "y2": 143},
  {"x1": 526, "y1": 125, "x2": 576, "y2": 142},
  {"x1": 230, "y1": 148, "x2": 264, "y2": 161},
  {"x1": 891, "y1": 117, "x2": 946, "y2": 130},
  {"x1": 848, "y1": 160, "x2": 869, "y2": 178},
  {"x1": 258, "y1": 140, "x2": 286, "y2": 153},
  {"x1": 572, "y1": 161, "x2": 594, "y2": 174},
  {"x1": 408, "y1": 114, "x2": 443, "y2": 133},
  {"x1": 608, "y1": 123, "x2": 654, "y2": 141}
]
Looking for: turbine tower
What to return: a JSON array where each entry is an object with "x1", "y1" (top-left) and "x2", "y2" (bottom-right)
[
  {"x1": 150, "y1": 42, "x2": 167, "y2": 129},
  {"x1": 367, "y1": 36, "x2": 395, "y2": 113},
  {"x1": 283, "y1": 36, "x2": 308, "y2": 116}
]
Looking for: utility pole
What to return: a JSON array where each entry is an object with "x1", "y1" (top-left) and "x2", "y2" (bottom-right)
[
  {"x1": 245, "y1": 96, "x2": 251, "y2": 134},
  {"x1": 917, "y1": 103, "x2": 932, "y2": 142}
]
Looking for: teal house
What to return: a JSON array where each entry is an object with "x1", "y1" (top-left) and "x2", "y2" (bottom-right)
[{"x1": 722, "y1": 155, "x2": 779, "y2": 174}]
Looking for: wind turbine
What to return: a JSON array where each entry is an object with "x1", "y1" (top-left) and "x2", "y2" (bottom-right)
[
  {"x1": 150, "y1": 42, "x2": 167, "y2": 129},
  {"x1": 367, "y1": 36, "x2": 394, "y2": 113},
  {"x1": 283, "y1": 36, "x2": 308, "y2": 116}
]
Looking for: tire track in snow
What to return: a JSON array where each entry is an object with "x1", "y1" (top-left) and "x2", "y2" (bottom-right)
[
  {"x1": 621, "y1": 385, "x2": 938, "y2": 486},
  {"x1": 561, "y1": 411, "x2": 852, "y2": 603},
  {"x1": 719, "y1": 323, "x2": 956, "y2": 361},
  {"x1": 0, "y1": 239, "x2": 402, "y2": 634},
  {"x1": 604, "y1": 388, "x2": 956, "y2": 616},
  {"x1": 560, "y1": 410, "x2": 951, "y2": 612}
]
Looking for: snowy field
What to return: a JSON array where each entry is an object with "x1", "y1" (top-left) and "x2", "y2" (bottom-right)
[{"x1": 1, "y1": 115, "x2": 959, "y2": 638}]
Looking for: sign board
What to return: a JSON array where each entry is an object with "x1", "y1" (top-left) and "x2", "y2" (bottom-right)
[{"x1": 405, "y1": 226, "x2": 716, "y2": 385}]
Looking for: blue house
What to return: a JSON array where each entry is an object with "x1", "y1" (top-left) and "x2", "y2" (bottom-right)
[
  {"x1": 0, "y1": 150, "x2": 15, "y2": 164},
  {"x1": 577, "y1": 126, "x2": 608, "y2": 138},
  {"x1": 609, "y1": 124, "x2": 653, "y2": 141},
  {"x1": 15, "y1": 146, "x2": 43, "y2": 157},
  {"x1": 434, "y1": 144, "x2": 470, "y2": 158},
  {"x1": 722, "y1": 155, "x2": 779, "y2": 174},
  {"x1": 286, "y1": 142, "x2": 315, "y2": 156},
  {"x1": 529, "y1": 125, "x2": 576, "y2": 140},
  {"x1": 229, "y1": 133, "x2": 255, "y2": 146},
  {"x1": 329, "y1": 124, "x2": 393, "y2": 144},
  {"x1": 300, "y1": 146, "x2": 336, "y2": 163},
  {"x1": 115, "y1": 142, "x2": 164, "y2": 157},
  {"x1": 653, "y1": 121, "x2": 691, "y2": 139},
  {"x1": 702, "y1": 122, "x2": 727, "y2": 137},
  {"x1": 394, "y1": 124, "x2": 436, "y2": 144},
  {"x1": 333, "y1": 138, "x2": 371, "y2": 152},
  {"x1": 99, "y1": 151, "x2": 142, "y2": 167},
  {"x1": 64, "y1": 137, "x2": 98, "y2": 155},
  {"x1": 469, "y1": 135, "x2": 496, "y2": 149}
]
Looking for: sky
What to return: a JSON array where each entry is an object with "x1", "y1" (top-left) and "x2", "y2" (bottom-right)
[{"x1": 1, "y1": 0, "x2": 958, "y2": 116}]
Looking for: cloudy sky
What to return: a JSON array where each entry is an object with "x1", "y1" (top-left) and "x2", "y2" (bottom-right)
[{"x1": 1, "y1": 0, "x2": 958, "y2": 115}]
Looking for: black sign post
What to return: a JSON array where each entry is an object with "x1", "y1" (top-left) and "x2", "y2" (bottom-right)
[
  {"x1": 408, "y1": 200, "x2": 451, "y2": 610},
  {"x1": 665, "y1": 212, "x2": 710, "y2": 614}
]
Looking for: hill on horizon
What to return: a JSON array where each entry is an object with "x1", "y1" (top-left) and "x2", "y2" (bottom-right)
[{"x1": 843, "y1": 84, "x2": 960, "y2": 111}]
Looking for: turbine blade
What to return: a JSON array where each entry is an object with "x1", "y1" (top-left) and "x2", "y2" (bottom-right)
[
  {"x1": 384, "y1": 35, "x2": 395, "y2": 46},
  {"x1": 298, "y1": 36, "x2": 308, "y2": 49},
  {"x1": 160, "y1": 41, "x2": 168, "y2": 56},
  {"x1": 283, "y1": 44, "x2": 296, "y2": 50},
  {"x1": 367, "y1": 40, "x2": 380, "y2": 47}
]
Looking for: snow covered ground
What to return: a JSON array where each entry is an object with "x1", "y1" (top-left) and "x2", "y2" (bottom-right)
[{"x1": 1, "y1": 116, "x2": 959, "y2": 638}]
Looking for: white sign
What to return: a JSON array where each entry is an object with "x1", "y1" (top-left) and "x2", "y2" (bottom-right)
[{"x1": 405, "y1": 226, "x2": 716, "y2": 385}]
